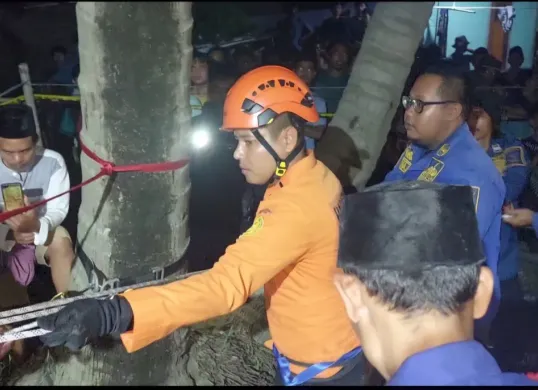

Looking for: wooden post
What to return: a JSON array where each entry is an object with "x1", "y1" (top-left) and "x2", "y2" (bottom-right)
[{"x1": 18, "y1": 63, "x2": 43, "y2": 147}]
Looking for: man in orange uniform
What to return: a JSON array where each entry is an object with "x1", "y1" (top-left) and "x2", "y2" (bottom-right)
[{"x1": 37, "y1": 66, "x2": 363, "y2": 386}]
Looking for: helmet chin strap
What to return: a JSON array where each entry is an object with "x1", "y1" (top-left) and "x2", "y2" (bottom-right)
[{"x1": 251, "y1": 128, "x2": 305, "y2": 185}]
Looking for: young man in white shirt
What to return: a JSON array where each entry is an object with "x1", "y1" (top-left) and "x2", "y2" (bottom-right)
[{"x1": 0, "y1": 104, "x2": 74, "y2": 294}]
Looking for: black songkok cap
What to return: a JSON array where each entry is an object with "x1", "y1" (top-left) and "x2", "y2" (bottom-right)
[
  {"x1": 338, "y1": 181, "x2": 485, "y2": 271},
  {"x1": 0, "y1": 104, "x2": 36, "y2": 139}
]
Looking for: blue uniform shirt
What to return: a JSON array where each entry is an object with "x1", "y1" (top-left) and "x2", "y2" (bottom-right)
[
  {"x1": 384, "y1": 123, "x2": 506, "y2": 322},
  {"x1": 488, "y1": 137, "x2": 530, "y2": 282},
  {"x1": 388, "y1": 341, "x2": 536, "y2": 386}
]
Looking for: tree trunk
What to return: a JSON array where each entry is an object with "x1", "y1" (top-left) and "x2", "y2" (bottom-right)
[
  {"x1": 315, "y1": 2, "x2": 434, "y2": 190},
  {"x1": 13, "y1": 2, "x2": 194, "y2": 385}
]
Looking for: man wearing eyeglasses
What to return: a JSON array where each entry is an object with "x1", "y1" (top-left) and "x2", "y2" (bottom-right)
[{"x1": 383, "y1": 68, "x2": 506, "y2": 340}]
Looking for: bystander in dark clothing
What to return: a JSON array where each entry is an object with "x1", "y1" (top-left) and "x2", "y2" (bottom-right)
[{"x1": 313, "y1": 42, "x2": 351, "y2": 114}]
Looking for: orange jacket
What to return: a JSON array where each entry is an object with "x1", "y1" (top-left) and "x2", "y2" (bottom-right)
[{"x1": 120, "y1": 153, "x2": 360, "y2": 377}]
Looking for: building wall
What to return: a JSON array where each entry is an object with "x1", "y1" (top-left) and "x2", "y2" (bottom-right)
[
  {"x1": 438, "y1": 2, "x2": 492, "y2": 57},
  {"x1": 507, "y1": 2, "x2": 537, "y2": 68},
  {"x1": 424, "y1": 2, "x2": 537, "y2": 69}
]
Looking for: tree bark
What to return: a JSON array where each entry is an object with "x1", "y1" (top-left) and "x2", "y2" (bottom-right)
[
  {"x1": 14, "y1": 2, "x2": 193, "y2": 385},
  {"x1": 315, "y1": 2, "x2": 434, "y2": 190}
]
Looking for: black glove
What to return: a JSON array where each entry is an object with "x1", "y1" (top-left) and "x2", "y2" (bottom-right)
[{"x1": 37, "y1": 296, "x2": 134, "y2": 351}]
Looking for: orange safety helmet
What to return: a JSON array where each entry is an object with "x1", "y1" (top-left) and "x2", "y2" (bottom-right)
[{"x1": 221, "y1": 65, "x2": 319, "y2": 131}]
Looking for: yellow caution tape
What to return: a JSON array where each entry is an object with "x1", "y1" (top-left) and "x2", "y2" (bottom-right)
[
  {"x1": 33, "y1": 94, "x2": 80, "y2": 102},
  {"x1": 0, "y1": 95, "x2": 337, "y2": 119},
  {"x1": 0, "y1": 94, "x2": 81, "y2": 107}
]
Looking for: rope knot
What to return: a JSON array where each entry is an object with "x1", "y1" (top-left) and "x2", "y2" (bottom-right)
[{"x1": 101, "y1": 162, "x2": 115, "y2": 176}]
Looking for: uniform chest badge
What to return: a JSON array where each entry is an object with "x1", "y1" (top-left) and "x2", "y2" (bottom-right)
[
  {"x1": 399, "y1": 158, "x2": 412, "y2": 173},
  {"x1": 243, "y1": 216, "x2": 264, "y2": 237},
  {"x1": 417, "y1": 158, "x2": 444, "y2": 182}
]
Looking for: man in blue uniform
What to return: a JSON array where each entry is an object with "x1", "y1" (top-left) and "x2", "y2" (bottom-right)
[
  {"x1": 469, "y1": 92, "x2": 530, "y2": 303},
  {"x1": 334, "y1": 181, "x2": 535, "y2": 385},
  {"x1": 384, "y1": 69, "x2": 506, "y2": 330}
]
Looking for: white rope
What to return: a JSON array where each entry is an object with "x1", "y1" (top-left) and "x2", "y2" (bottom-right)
[
  {"x1": 0, "y1": 82, "x2": 25, "y2": 99},
  {"x1": 0, "y1": 269, "x2": 205, "y2": 343}
]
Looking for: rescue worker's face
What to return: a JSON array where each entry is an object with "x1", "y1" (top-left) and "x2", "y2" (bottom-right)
[
  {"x1": 0, "y1": 136, "x2": 37, "y2": 172},
  {"x1": 333, "y1": 267, "x2": 495, "y2": 380},
  {"x1": 468, "y1": 107, "x2": 492, "y2": 141},
  {"x1": 191, "y1": 59, "x2": 209, "y2": 86},
  {"x1": 295, "y1": 60, "x2": 317, "y2": 86},
  {"x1": 232, "y1": 125, "x2": 299, "y2": 185},
  {"x1": 328, "y1": 44, "x2": 349, "y2": 72},
  {"x1": 404, "y1": 75, "x2": 461, "y2": 148}
]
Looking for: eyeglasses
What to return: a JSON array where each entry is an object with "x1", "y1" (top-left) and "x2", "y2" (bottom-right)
[{"x1": 401, "y1": 96, "x2": 457, "y2": 114}]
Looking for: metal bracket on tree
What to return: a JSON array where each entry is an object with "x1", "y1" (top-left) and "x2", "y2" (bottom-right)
[{"x1": 90, "y1": 269, "x2": 120, "y2": 292}]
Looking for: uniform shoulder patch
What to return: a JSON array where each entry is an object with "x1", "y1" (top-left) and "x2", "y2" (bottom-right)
[
  {"x1": 397, "y1": 146, "x2": 414, "y2": 173},
  {"x1": 243, "y1": 216, "x2": 264, "y2": 237},
  {"x1": 504, "y1": 146, "x2": 527, "y2": 168}
]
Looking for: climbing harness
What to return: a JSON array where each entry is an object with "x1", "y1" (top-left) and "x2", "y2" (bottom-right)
[
  {"x1": 272, "y1": 343, "x2": 363, "y2": 386},
  {"x1": 0, "y1": 269, "x2": 205, "y2": 344}
]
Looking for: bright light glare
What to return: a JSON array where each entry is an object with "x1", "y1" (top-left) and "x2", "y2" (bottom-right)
[{"x1": 191, "y1": 128, "x2": 211, "y2": 150}]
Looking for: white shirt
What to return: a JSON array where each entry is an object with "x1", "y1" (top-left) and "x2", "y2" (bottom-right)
[{"x1": 0, "y1": 148, "x2": 70, "y2": 248}]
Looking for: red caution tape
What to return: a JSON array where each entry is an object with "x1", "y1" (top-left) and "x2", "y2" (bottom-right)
[{"x1": 0, "y1": 115, "x2": 189, "y2": 223}]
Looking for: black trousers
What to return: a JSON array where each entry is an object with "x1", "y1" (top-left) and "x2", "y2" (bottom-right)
[{"x1": 273, "y1": 350, "x2": 379, "y2": 386}]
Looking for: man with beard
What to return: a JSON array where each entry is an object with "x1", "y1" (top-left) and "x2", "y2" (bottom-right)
[{"x1": 383, "y1": 68, "x2": 506, "y2": 339}]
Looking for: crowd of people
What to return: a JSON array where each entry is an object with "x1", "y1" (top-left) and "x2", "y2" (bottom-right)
[{"x1": 0, "y1": 2, "x2": 537, "y2": 386}]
